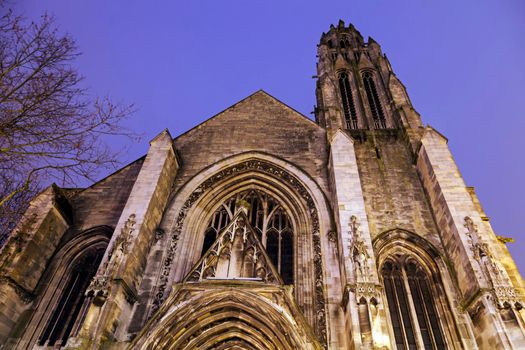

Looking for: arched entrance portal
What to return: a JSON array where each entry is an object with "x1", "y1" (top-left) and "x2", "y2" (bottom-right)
[
  {"x1": 130, "y1": 287, "x2": 322, "y2": 350},
  {"x1": 153, "y1": 153, "x2": 334, "y2": 348}
]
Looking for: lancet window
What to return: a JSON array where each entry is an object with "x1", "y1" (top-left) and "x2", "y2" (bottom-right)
[
  {"x1": 202, "y1": 189, "x2": 294, "y2": 284},
  {"x1": 362, "y1": 71, "x2": 386, "y2": 129},
  {"x1": 38, "y1": 247, "x2": 105, "y2": 347},
  {"x1": 381, "y1": 258, "x2": 446, "y2": 350},
  {"x1": 338, "y1": 71, "x2": 358, "y2": 129}
]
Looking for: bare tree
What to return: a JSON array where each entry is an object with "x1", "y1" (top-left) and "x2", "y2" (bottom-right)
[{"x1": 0, "y1": 6, "x2": 138, "y2": 243}]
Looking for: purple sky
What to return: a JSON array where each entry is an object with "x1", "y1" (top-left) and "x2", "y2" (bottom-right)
[{"x1": 15, "y1": 1, "x2": 525, "y2": 275}]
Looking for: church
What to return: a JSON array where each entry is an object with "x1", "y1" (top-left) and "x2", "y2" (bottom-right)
[{"x1": 0, "y1": 21, "x2": 524, "y2": 350}]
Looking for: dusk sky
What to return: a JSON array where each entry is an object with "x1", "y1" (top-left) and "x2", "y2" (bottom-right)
[{"x1": 14, "y1": 1, "x2": 525, "y2": 274}]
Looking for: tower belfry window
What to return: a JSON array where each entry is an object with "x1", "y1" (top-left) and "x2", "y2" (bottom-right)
[
  {"x1": 338, "y1": 72, "x2": 358, "y2": 129},
  {"x1": 362, "y1": 71, "x2": 386, "y2": 129}
]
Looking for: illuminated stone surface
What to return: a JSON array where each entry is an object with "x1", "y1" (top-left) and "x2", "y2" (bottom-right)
[{"x1": 1, "y1": 22, "x2": 524, "y2": 349}]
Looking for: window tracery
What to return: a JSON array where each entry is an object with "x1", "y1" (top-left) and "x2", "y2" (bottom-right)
[
  {"x1": 338, "y1": 71, "x2": 358, "y2": 129},
  {"x1": 362, "y1": 71, "x2": 386, "y2": 129},
  {"x1": 202, "y1": 189, "x2": 294, "y2": 284},
  {"x1": 381, "y1": 257, "x2": 446, "y2": 350}
]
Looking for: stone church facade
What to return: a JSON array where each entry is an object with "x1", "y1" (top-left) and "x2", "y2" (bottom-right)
[{"x1": 0, "y1": 21, "x2": 524, "y2": 350}]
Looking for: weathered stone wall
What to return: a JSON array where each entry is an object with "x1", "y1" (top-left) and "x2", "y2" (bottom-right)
[
  {"x1": 172, "y1": 91, "x2": 331, "y2": 199},
  {"x1": 417, "y1": 127, "x2": 525, "y2": 349},
  {"x1": 352, "y1": 130, "x2": 441, "y2": 245},
  {"x1": 0, "y1": 186, "x2": 70, "y2": 344},
  {"x1": 75, "y1": 130, "x2": 179, "y2": 347},
  {"x1": 68, "y1": 158, "x2": 144, "y2": 235}
]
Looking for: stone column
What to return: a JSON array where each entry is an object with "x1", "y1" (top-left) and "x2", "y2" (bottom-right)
[
  {"x1": 78, "y1": 129, "x2": 179, "y2": 347},
  {"x1": 417, "y1": 126, "x2": 524, "y2": 349},
  {"x1": 328, "y1": 129, "x2": 391, "y2": 349},
  {"x1": 0, "y1": 185, "x2": 70, "y2": 345}
]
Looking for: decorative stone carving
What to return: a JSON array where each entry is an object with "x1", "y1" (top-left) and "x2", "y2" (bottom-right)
[
  {"x1": 467, "y1": 299, "x2": 485, "y2": 321},
  {"x1": 154, "y1": 227, "x2": 165, "y2": 242},
  {"x1": 104, "y1": 214, "x2": 136, "y2": 275},
  {"x1": 86, "y1": 275, "x2": 109, "y2": 302},
  {"x1": 349, "y1": 215, "x2": 371, "y2": 282},
  {"x1": 343, "y1": 283, "x2": 382, "y2": 306},
  {"x1": 327, "y1": 230, "x2": 337, "y2": 243},
  {"x1": 464, "y1": 217, "x2": 522, "y2": 309},
  {"x1": 152, "y1": 160, "x2": 327, "y2": 347},
  {"x1": 354, "y1": 283, "x2": 382, "y2": 300},
  {"x1": 312, "y1": 232, "x2": 327, "y2": 348},
  {"x1": 134, "y1": 285, "x2": 323, "y2": 350},
  {"x1": 85, "y1": 214, "x2": 137, "y2": 303},
  {"x1": 115, "y1": 214, "x2": 136, "y2": 254},
  {"x1": 496, "y1": 235, "x2": 514, "y2": 244},
  {"x1": 185, "y1": 210, "x2": 280, "y2": 284}
]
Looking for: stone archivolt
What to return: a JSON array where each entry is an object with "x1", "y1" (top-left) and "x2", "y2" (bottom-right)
[
  {"x1": 153, "y1": 158, "x2": 328, "y2": 346},
  {"x1": 131, "y1": 283, "x2": 321, "y2": 350}
]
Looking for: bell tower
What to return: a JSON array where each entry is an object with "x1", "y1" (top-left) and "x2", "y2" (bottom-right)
[{"x1": 315, "y1": 20, "x2": 423, "y2": 139}]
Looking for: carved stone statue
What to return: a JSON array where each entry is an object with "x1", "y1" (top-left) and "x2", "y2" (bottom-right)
[
  {"x1": 464, "y1": 216, "x2": 519, "y2": 308},
  {"x1": 349, "y1": 216, "x2": 370, "y2": 281}
]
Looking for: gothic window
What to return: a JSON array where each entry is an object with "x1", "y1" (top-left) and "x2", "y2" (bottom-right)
[
  {"x1": 38, "y1": 248, "x2": 104, "y2": 347},
  {"x1": 362, "y1": 71, "x2": 387, "y2": 129},
  {"x1": 382, "y1": 258, "x2": 446, "y2": 350},
  {"x1": 202, "y1": 189, "x2": 294, "y2": 284},
  {"x1": 340, "y1": 37, "x2": 350, "y2": 48},
  {"x1": 338, "y1": 72, "x2": 358, "y2": 129}
]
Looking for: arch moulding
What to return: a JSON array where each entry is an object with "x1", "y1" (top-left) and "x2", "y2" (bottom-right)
[
  {"x1": 373, "y1": 228, "x2": 470, "y2": 349},
  {"x1": 15, "y1": 226, "x2": 112, "y2": 349},
  {"x1": 155, "y1": 152, "x2": 334, "y2": 346}
]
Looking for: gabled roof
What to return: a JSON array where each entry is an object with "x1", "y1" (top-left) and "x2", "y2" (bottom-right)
[{"x1": 173, "y1": 89, "x2": 322, "y2": 141}]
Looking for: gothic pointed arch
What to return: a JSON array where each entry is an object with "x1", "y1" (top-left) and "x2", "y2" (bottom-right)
[
  {"x1": 16, "y1": 226, "x2": 112, "y2": 349},
  {"x1": 130, "y1": 287, "x2": 322, "y2": 350},
  {"x1": 373, "y1": 229, "x2": 465, "y2": 349},
  {"x1": 337, "y1": 70, "x2": 359, "y2": 129},
  {"x1": 155, "y1": 152, "x2": 335, "y2": 346},
  {"x1": 361, "y1": 70, "x2": 387, "y2": 129}
]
